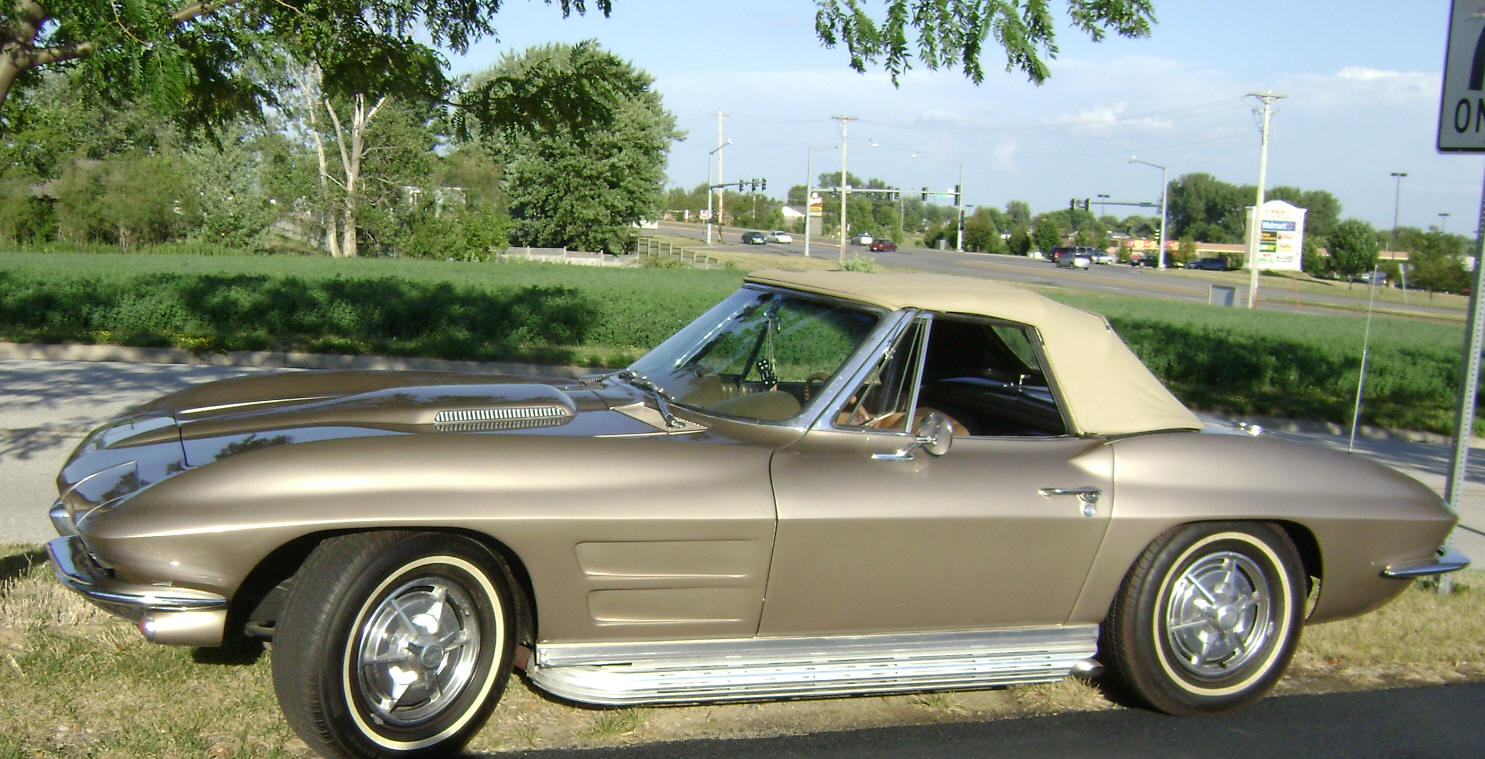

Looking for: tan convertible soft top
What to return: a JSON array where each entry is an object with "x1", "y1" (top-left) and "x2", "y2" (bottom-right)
[{"x1": 746, "y1": 269, "x2": 1202, "y2": 436}]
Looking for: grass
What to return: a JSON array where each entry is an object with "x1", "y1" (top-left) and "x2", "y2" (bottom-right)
[
  {"x1": 2, "y1": 543, "x2": 1482, "y2": 756},
  {"x1": 0, "y1": 249, "x2": 1479, "y2": 434}
]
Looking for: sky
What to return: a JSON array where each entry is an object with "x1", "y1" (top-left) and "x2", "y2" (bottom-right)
[{"x1": 446, "y1": 1, "x2": 1481, "y2": 235}]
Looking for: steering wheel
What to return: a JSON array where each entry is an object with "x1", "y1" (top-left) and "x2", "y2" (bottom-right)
[{"x1": 803, "y1": 372, "x2": 832, "y2": 401}]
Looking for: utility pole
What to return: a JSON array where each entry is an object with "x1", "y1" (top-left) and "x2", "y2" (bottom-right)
[
  {"x1": 715, "y1": 110, "x2": 727, "y2": 241},
  {"x1": 1245, "y1": 91, "x2": 1285, "y2": 309},
  {"x1": 834, "y1": 114, "x2": 855, "y2": 263}
]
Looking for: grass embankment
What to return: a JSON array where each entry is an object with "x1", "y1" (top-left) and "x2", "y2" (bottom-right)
[
  {"x1": 0, "y1": 251, "x2": 1476, "y2": 434},
  {"x1": 1, "y1": 545, "x2": 1479, "y2": 756}
]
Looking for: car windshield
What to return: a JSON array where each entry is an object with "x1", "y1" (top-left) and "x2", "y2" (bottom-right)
[{"x1": 627, "y1": 287, "x2": 884, "y2": 422}]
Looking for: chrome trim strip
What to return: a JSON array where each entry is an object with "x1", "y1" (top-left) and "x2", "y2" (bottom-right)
[
  {"x1": 1382, "y1": 546, "x2": 1471, "y2": 578},
  {"x1": 529, "y1": 625, "x2": 1098, "y2": 705},
  {"x1": 47, "y1": 536, "x2": 228, "y2": 613}
]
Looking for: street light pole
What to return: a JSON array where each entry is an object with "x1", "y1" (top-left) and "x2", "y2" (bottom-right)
[
  {"x1": 1390, "y1": 171, "x2": 1407, "y2": 301},
  {"x1": 1129, "y1": 158, "x2": 1168, "y2": 269},
  {"x1": 1440, "y1": 212, "x2": 1452, "y2": 232},
  {"x1": 804, "y1": 147, "x2": 815, "y2": 258},
  {"x1": 1097, "y1": 193, "x2": 1110, "y2": 219}
]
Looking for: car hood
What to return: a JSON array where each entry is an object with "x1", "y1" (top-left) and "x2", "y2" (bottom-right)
[{"x1": 59, "y1": 370, "x2": 685, "y2": 498}]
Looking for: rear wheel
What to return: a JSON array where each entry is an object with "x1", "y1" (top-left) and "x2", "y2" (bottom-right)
[
  {"x1": 1101, "y1": 522, "x2": 1304, "y2": 715},
  {"x1": 272, "y1": 531, "x2": 516, "y2": 759}
]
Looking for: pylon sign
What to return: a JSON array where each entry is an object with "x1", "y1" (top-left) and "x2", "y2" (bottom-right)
[{"x1": 1439, "y1": 0, "x2": 1485, "y2": 151}]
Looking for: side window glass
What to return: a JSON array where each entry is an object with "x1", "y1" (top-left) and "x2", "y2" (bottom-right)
[{"x1": 914, "y1": 317, "x2": 1068, "y2": 437}]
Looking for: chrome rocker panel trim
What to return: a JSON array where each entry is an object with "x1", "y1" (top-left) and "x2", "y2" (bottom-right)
[
  {"x1": 47, "y1": 536, "x2": 229, "y2": 646},
  {"x1": 528, "y1": 625, "x2": 1099, "y2": 705},
  {"x1": 1382, "y1": 546, "x2": 1471, "y2": 579}
]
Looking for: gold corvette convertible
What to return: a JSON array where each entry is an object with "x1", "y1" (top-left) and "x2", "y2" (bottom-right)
[{"x1": 48, "y1": 270, "x2": 1467, "y2": 759}]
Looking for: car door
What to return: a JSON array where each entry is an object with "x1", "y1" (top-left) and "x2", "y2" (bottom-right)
[{"x1": 759, "y1": 314, "x2": 1115, "y2": 636}]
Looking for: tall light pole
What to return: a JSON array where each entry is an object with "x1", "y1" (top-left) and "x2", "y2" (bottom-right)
[
  {"x1": 834, "y1": 114, "x2": 855, "y2": 262},
  {"x1": 1389, "y1": 171, "x2": 1407, "y2": 301},
  {"x1": 1245, "y1": 91, "x2": 1286, "y2": 309},
  {"x1": 705, "y1": 139, "x2": 731, "y2": 244},
  {"x1": 1097, "y1": 193, "x2": 1111, "y2": 218},
  {"x1": 1129, "y1": 157, "x2": 1168, "y2": 269},
  {"x1": 1440, "y1": 211, "x2": 1452, "y2": 233},
  {"x1": 1389, "y1": 171, "x2": 1407, "y2": 250}
]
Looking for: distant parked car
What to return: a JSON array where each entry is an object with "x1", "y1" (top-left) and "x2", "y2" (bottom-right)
[
  {"x1": 1050, "y1": 247, "x2": 1092, "y2": 269},
  {"x1": 1090, "y1": 250, "x2": 1117, "y2": 265},
  {"x1": 1188, "y1": 258, "x2": 1229, "y2": 271},
  {"x1": 1354, "y1": 271, "x2": 1388, "y2": 286},
  {"x1": 767, "y1": 231, "x2": 794, "y2": 244},
  {"x1": 1129, "y1": 254, "x2": 1161, "y2": 267},
  {"x1": 741, "y1": 231, "x2": 768, "y2": 245},
  {"x1": 852, "y1": 233, "x2": 874, "y2": 245},
  {"x1": 869, "y1": 239, "x2": 898, "y2": 252}
]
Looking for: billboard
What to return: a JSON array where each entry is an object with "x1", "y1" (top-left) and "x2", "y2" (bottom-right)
[{"x1": 1245, "y1": 200, "x2": 1306, "y2": 271}]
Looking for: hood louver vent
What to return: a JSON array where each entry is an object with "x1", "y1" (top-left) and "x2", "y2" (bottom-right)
[{"x1": 434, "y1": 405, "x2": 572, "y2": 432}]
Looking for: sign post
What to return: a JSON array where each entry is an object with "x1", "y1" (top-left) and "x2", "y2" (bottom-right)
[{"x1": 1436, "y1": 0, "x2": 1485, "y2": 593}]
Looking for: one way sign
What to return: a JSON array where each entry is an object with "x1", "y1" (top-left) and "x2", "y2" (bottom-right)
[{"x1": 1440, "y1": 0, "x2": 1485, "y2": 151}]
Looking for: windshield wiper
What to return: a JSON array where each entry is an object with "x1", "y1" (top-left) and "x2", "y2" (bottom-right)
[{"x1": 613, "y1": 370, "x2": 685, "y2": 429}]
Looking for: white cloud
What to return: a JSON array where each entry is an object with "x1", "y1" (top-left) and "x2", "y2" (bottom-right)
[{"x1": 1279, "y1": 67, "x2": 1438, "y2": 108}]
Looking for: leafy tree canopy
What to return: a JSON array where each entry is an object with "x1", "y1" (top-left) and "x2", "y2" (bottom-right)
[{"x1": 2, "y1": 0, "x2": 1156, "y2": 131}]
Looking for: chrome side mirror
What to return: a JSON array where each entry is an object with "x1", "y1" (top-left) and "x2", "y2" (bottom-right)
[{"x1": 913, "y1": 411, "x2": 953, "y2": 457}]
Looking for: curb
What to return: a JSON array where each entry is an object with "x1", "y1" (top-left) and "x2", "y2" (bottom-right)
[{"x1": 0, "y1": 342, "x2": 597, "y2": 379}]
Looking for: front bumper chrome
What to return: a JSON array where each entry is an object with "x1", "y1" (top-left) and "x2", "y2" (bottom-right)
[
  {"x1": 47, "y1": 536, "x2": 229, "y2": 646},
  {"x1": 1382, "y1": 546, "x2": 1472, "y2": 579}
]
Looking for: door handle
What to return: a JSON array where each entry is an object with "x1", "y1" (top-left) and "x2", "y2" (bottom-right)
[{"x1": 1038, "y1": 487, "x2": 1102, "y2": 517}]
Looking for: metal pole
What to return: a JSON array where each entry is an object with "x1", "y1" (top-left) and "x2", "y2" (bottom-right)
[
  {"x1": 716, "y1": 111, "x2": 727, "y2": 241},
  {"x1": 1157, "y1": 165, "x2": 1168, "y2": 269},
  {"x1": 1246, "y1": 92, "x2": 1285, "y2": 309},
  {"x1": 956, "y1": 164, "x2": 965, "y2": 253},
  {"x1": 1441, "y1": 158, "x2": 1485, "y2": 595},
  {"x1": 705, "y1": 154, "x2": 713, "y2": 245},
  {"x1": 804, "y1": 147, "x2": 813, "y2": 258},
  {"x1": 835, "y1": 115, "x2": 854, "y2": 263},
  {"x1": 1391, "y1": 171, "x2": 1408, "y2": 304}
]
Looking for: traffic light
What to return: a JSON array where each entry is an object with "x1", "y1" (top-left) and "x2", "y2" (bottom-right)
[
  {"x1": 921, "y1": 186, "x2": 928, "y2": 201},
  {"x1": 953, "y1": 184, "x2": 962, "y2": 205},
  {"x1": 749, "y1": 180, "x2": 758, "y2": 192},
  {"x1": 737, "y1": 180, "x2": 745, "y2": 192},
  {"x1": 760, "y1": 178, "x2": 767, "y2": 191}
]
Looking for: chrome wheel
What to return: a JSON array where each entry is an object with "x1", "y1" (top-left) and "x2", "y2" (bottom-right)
[
  {"x1": 1100, "y1": 522, "x2": 1303, "y2": 715},
  {"x1": 356, "y1": 576, "x2": 482, "y2": 726},
  {"x1": 1163, "y1": 551, "x2": 1271, "y2": 678}
]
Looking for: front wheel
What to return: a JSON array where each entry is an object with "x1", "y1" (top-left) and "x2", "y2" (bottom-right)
[
  {"x1": 272, "y1": 531, "x2": 517, "y2": 759},
  {"x1": 1100, "y1": 522, "x2": 1305, "y2": 715}
]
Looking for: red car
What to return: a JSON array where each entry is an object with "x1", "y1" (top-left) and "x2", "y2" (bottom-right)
[{"x1": 868, "y1": 239, "x2": 897, "y2": 252}]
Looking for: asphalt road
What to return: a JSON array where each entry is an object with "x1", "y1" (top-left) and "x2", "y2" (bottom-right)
[
  {"x1": 490, "y1": 683, "x2": 1485, "y2": 759},
  {"x1": 652, "y1": 221, "x2": 1465, "y2": 320}
]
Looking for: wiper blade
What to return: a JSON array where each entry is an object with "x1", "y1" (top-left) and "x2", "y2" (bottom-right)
[{"x1": 614, "y1": 370, "x2": 684, "y2": 429}]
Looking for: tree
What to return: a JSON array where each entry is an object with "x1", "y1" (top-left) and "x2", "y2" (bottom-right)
[
  {"x1": 814, "y1": 0, "x2": 1154, "y2": 84},
  {"x1": 2, "y1": 1, "x2": 1156, "y2": 129},
  {"x1": 1031, "y1": 216, "x2": 1061, "y2": 254},
  {"x1": 1166, "y1": 172, "x2": 1251, "y2": 243},
  {"x1": 1408, "y1": 230, "x2": 1468, "y2": 295},
  {"x1": 1328, "y1": 219, "x2": 1379, "y2": 285},
  {"x1": 962, "y1": 207, "x2": 999, "y2": 252},
  {"x1": 467, "y1": 43, "x2": 678, "y2": 253}
]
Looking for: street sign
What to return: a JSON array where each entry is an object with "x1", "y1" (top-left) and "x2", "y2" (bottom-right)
[
  {"x1": 699, "y1": 209, "x2": 711, "y2": 220},
  {"x1": 1438, "y1": 0, "x2": 1485, "y2": 151}
]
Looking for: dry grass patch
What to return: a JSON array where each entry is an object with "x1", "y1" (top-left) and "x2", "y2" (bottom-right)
[{"x1": 3, "y1": 542, "x2": 1482, "y2": 757}]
